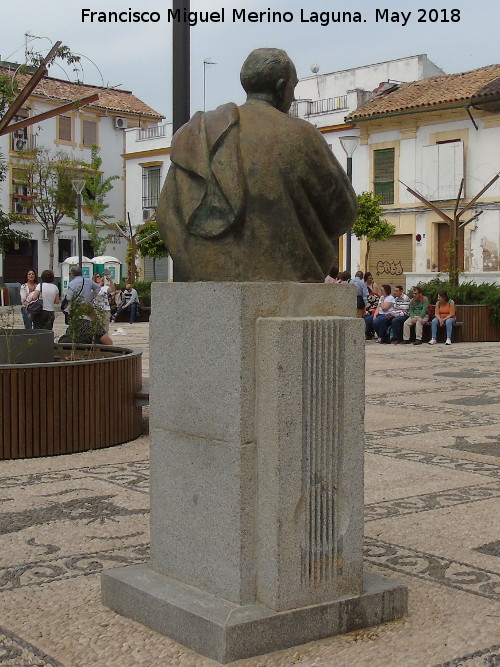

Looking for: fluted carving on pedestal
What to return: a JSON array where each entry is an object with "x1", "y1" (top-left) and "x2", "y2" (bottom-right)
[{"x1": 301, "y1": 319, "x2": 344, "y2": 585}]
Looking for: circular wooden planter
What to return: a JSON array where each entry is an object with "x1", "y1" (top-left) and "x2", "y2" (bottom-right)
[{"x1": 0, "y1": 345, "x2": 143, "y2": 460}]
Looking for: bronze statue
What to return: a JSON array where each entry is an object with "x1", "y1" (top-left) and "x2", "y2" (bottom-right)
[{"x1": 157, "y1": 48, "x2": 357, "y2": 281}]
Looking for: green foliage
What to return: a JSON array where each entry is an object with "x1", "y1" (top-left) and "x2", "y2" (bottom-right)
[
  {"x1": 352, "y1": 192, "x2": 396, "y2": 242},
  {"x1": 444, "y1": 239, "x2": 461, "y2": 286},
  {"x1": 0, "y1": 72, "x2": 19, "y2": 118},
  {"x1": 64, "y1": 299, "x2": 105, "y2": 358},
  {"x1": 78, "y1": 145, "x2": 120, "y2": 256},
  {"x1": 136, "y1": 220, "x2": 168, "y2": 281},
  {"x1": 27, "y1": 45, "x2": 81, "y2": 72},
  {"x1": 415, "y1": 278, "x2": 500, "y2": 327},
  {"x1": 353, "y1": 192, "x2": 396, "y2": 271},
  {"x1": 136, "y1": 220, "x2": 168, "y2": 259},
  {"x1": 0, "y1": 210, "x2": 30, "y2": 252}
]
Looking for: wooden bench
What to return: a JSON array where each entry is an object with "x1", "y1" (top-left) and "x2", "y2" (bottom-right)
[
  {"x1": 113, "y1": 305, "x2": 151, "y2": 323},
  {"x1": 418, "y1": 320, "x2": 462, "y2": 343}
]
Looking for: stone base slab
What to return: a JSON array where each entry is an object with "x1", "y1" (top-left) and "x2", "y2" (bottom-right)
[{"x1": 101, "y1": 565, "x2": 408, "y2": 664}]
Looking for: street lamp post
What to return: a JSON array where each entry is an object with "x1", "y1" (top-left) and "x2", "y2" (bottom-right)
[
  {"x1": 203, "y1": 59, "x2": 216, "y2": 111},
  {"x1": 71, "y1": 178, "x2": 86, "y2": 270},
  {"x1": 339, "y1": 135, "x2": 359, "y2": 273}
]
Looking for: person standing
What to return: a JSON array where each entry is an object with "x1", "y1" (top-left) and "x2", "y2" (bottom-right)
[
  {"x1": 364, "y1": 272, "x2": 379, "y2": 296},
  {"x1": 350, "y1": 270, "x2": 370, "y2": 317},
  {"x1": 111, "y1": 284, "x2": 140, "y2": 324},
  {"x1": 63, "y1": 267, "x2": 101, "y2": 317},
  {"x1": 92, "y1": 273, "x2": 114, "y2": 333},
  {"x1": 403, "y1": 287, "x2": 429, "y2": 345},
  {"x1": 20, "y1": 270, "x2": 38, "y2": 329},
  {"x1": 29, "y1": 270, "x2": 60, "y2": 331}
]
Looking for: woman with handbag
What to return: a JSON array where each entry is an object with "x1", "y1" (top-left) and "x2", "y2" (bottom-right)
[
  {"x1": 20, "y1": 270, "x2": 38, "y2": 329},
  {"x1": 28, "y1": 269, "x2": 60, "y2": 330}
]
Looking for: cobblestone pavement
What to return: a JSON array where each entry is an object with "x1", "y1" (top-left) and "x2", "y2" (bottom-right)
[{"x1": 1, "y1": 314, "x2": 499, "y2": 666}]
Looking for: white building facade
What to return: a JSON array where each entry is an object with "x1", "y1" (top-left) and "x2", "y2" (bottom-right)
[
  {"x1": 0, "y1": 63, "x2": 163, "y2": 285},
  {"x1": 346, "y1": 64, "x2": 500, "y2": 288}
]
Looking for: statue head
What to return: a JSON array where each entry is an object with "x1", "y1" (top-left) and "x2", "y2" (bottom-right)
[{"x1": 240, "y1": 48, "x2": 298, "y2": 113}]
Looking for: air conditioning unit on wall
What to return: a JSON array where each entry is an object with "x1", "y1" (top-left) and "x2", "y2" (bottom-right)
[
  {"x1": 14, "y1": 138, "x2": 28, "y2": 151},
  {"x1": 114, "y1": 117, "x2": 128, "y2": 129},
  {"x1": 142, "y1": 207, "x2": 156, "y2": 222}
]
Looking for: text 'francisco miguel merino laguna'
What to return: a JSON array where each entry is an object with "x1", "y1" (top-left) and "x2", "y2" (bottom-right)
[{"x1": 82, "y1": 8, "x2": 461, "y2": 26}]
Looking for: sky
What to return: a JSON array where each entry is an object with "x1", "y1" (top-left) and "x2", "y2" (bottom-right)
[{"x1": 1, "y1": 0, "x2": 499, "y2": 119}]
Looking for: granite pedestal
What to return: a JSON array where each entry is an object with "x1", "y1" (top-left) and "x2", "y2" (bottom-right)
[{"x1": 102, "y1": 282, "x2": 407, "y2": 663}]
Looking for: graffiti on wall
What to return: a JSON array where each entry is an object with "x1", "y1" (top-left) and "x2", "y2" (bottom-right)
[{"x1": 376, "y1": 260, "x2": 404, "y2": 276}]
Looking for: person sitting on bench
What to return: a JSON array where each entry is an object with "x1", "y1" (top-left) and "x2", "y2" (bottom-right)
[
  {"x1": 111, "y1": 284, "x2": 140, "y2": 324},
  {"x1": 429, "y1": 291, "x2": 456, "y2": 345}
]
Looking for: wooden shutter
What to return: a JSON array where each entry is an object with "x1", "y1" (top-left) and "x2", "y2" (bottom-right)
[
  {"x1": 83, "y1": 120, "x2": 97, "y2": 147},
  {"x1": 58, "y1": 116, "x2": 72, "y2": 141},
  {"x1": 373, "y1": 148, "x2": 395, "y2": 204}
]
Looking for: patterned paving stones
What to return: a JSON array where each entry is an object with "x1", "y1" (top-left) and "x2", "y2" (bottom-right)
[{"x1": 1, "y1": 312, "x2": 499, "y2": 666}]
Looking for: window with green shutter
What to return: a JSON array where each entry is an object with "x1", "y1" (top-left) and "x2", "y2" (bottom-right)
[{"x1": 373, "y1": 148, "x2": 395, "y2": 204}]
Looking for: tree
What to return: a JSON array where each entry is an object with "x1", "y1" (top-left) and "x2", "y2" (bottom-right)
[
  {"x1": 136, "y1": 220, "x2": 169, "y2": 280},
  {"x1": 78, "y1": 145, "x2": 120, "y2": 256},
  {"x1": 22, "y1": 148, "x2": 80, "y2": 270},
  {"x1": 352, "y1": 192, "x2": 396, "y2": 272},
  {"x1": 0, "y1": 42, "x2": 94, "y2": 261},
  {"x1": 0, "y1": 209, "x2": 30, "y2": 252}
]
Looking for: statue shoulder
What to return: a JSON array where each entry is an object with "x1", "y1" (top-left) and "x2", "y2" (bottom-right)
[{"x1": 171, "y1": 103, "x2": 240, "y2": 163}]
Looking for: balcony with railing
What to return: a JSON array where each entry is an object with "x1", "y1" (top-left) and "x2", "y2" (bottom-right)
[
  {"x1": 137, "y1": 124, "x2": 169, "y2": 141},
  {"x1": 290, "y1": 95, "x2": 349, "y2": 118},
  {"x1": 11, "y1": 192, "x2": 34, "y2": 215},
  {"x1": 309, "y1": 96, "x2": 348, "y2": 114}
]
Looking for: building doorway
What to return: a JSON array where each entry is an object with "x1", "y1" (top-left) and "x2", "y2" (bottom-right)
[
  {"x1": 437, "y1": 222, "x2": 464, "y2": 272},
  {"x1": 2, "y1": 240, "x2": 38, "y2": 283}
]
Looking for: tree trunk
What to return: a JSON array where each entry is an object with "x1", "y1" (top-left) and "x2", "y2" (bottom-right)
[
  {"x1": 364, "y1": 241, "x2": 371, "y2": 274},
  {"x1": 153, "y1": 257, "x2": 157, "y2": 281},
  {"x1": 47, "y1": 229, "x2": 54, "y2": 272},
  {"x1": 129, "y1": 238, "x2": 136, "y2": 283}
]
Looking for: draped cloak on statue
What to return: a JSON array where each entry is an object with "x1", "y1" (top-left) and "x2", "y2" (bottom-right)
[{"x1": 156, "y1": 100, "x2": 357, "y2": 282}]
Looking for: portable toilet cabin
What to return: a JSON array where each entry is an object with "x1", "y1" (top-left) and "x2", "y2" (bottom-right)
[
  {"x1": 91, "y1": 256, "x2": 122, "y2": 285},
  {"x1": 61, "y1": 256, "x2": 94, "y2": 291}
]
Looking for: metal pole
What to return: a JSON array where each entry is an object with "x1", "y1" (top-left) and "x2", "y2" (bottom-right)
[
  {"x1": 172, "y1": 0, "x2": 190, "y2": 133},
  {"x1": 203, "y1": 60, "x2": 206, "y2": 112},
  {"x1": 77, "y1": 192, "x2": 83, "y2": 270},
  {"x1": 346, "y1": 156, "x2": 352, "y2": 273}
]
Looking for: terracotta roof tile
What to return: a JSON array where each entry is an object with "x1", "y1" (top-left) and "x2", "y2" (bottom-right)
[
  {"x1": 347, "y1": 64, "x2": 500, "y2": 120},
  {"x1": 0, "y1": 66, "x2": 163, "y2": 119}
]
